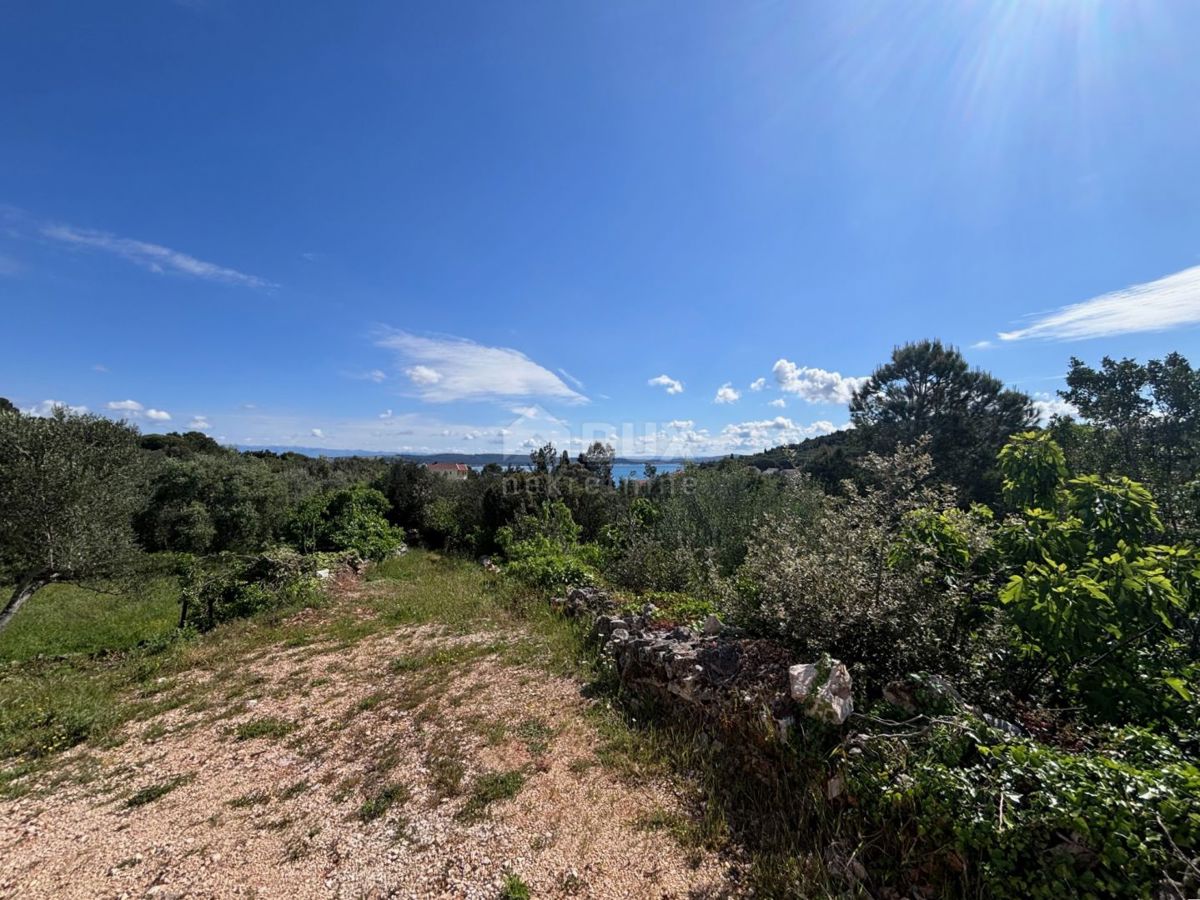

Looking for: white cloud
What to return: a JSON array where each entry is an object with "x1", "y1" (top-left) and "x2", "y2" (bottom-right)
[
  {"x1": 188, "y1": 416, "x2": 211, "y2": 431},
  {"x1": 43, "y1": 224, "x2": 277, "y2": 290},
  {"x1": 368, "y1": 369, "x2": 387, "y2": 383},
  {"x1": 405, "y1": 365, "x2": 442, "y2": 386},
  {"x1": 23, "y1": 399, "x2": 89, "y2": 417},
  {"x1": 999, "y1": 263, "x2": 1200, "y2": 342},
  {"x1": 648, "y1": 374, "x2": 684, "y2": 395},
  {"x1": 1032, "y1": 392, "x2": 1078, "y2": 424},
  {"x1": 749, "y1": 377, "x2": 766, "y2": 391},
  {"x1": 667, "y1": 419, "x2": 694, "y2": 429},
  {"x1": 311, "y1": 428, "x2": 325, "y2": 438},
  {"x1": 106, "y1": 399, "x2": 144, "y2": 413},
  {"x1": 971, "y1": 340, "x2": 994, "y2": 350},
  {"x1": 376, "y1": 330, "x2": 586, "y2": 404},
  {"x1": 772, "y1": 360, "x2": 866, "y2": 404},
  {"x1": 768, "y1": 398, "x2": 786, "y2": 408},
  {"x1": 145, "y1": 409, "x2": 171, "y2": 421},
  {"x1": 718, "y1": 417, "x2": 843, "y2": 450},
  {"x1": 379, "y1": 409, "x2": 393, "y2": 419},
  {"x1": 714, "y1": 383, "x2": 741, "y2": 404}
]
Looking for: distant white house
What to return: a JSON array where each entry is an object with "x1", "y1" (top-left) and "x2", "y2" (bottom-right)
[{"x1": 426, "y1": 462, "x2": 470, "y2": 481}]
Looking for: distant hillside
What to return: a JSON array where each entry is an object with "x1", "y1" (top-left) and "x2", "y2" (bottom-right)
[{"x1": 707, "y1": 429, "x2": 862, "y2": 489}]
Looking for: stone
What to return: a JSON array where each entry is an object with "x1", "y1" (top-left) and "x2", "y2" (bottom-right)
[
  {"x1": 701, "y1": 614, "x2": 723, "y2": 637},
  {"x1": 789, "y1": 659, "x2": 854, "y2": 725}
]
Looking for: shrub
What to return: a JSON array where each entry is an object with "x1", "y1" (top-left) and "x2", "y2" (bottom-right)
[
  {"x1": 497, "y1": 502, "x2": 597, "y2": 591},
  {"x1": 284, "y1": 486, "x2": 403, "y2": 560},
  {"x1": 727, "y1": 443, "x2": 972, "y2": 687},
  {"x1": 176, "y1": 549, "x2": 326, "y2": 630},
  {"x1": 847, "y1": 721, "x2": 1200, "y2": 898}
]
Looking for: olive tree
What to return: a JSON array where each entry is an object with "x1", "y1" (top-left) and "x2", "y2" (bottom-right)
[{"x1": 0, "y1": 407, "x2": 145, "y2": 633}]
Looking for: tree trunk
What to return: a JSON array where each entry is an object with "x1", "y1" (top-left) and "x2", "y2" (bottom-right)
[{"x1": 0, "y1": 574, "x2": 56, "y2": 635}]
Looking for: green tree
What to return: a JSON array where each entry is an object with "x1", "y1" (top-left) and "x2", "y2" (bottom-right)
[
  {"x1": 0, "y1": 408, "x2": 145, "y2": 634},
  {"x1": 137, "y1": 453, "x2": 286, "y2": 553},
  {"x1": 579, "y1": 441, "x2": 615, "y2": 486},
  {"x1": 0, "y1": 397, "x2": 17, "y2": 415},
  {"x1": 529, "y1": 442, "x2": 557, "y2": 474},
  {"x1": 850, "y1": 339, "x2": 1035, "y2": 500},
  {"x1": 1060, "y1": 353, "x2": 1200, "y2": 537}
]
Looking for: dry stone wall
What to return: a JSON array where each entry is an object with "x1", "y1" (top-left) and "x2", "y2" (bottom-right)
[{"x1": 550, "y1": 586, "x2": 855, "y2": 738}]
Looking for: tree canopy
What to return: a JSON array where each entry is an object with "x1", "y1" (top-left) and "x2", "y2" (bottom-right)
[
  {"x1": 850, "y1": 339, "x2": 1036, "y2": 500},
  {"x1": 0, "y1": 408, "x2": 145, "y2": 632}
]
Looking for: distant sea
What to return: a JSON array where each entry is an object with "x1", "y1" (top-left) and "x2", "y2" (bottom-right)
[
  {"x1": 611, "y1": 462, "x2": 683, "y2": 481},
  {"x1": 468, "y1": 461, "x2": 685, "y2": 481}
]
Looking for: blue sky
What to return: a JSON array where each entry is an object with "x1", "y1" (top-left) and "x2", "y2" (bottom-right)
[{"x1": 3, "y1": 1, "x2": 1200, "y2": 457}]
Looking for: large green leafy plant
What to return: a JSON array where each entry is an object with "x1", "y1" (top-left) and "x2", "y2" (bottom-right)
[{"x1": 996, "y1": 431, "x2": 1199, "y2": 724}]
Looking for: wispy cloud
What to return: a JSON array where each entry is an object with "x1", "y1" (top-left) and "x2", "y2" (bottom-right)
[
  {"x1": 749, "y1": 377, "x2": 766, "y2": 391},
  {"x1": 714, "y1": 383, "x2": 741, "y2": 404},
  {"x1": 648, "y1": 374, "x2": 684, "y2": 395},
  {"x1": 1000, "y1": 263, "x2": 1200, "y2": 342},
  {"x1": 43, "y1": 224, "x2": 277, "y2": 289},
  {"x1": 376, "y1": 329, "x2": 586, "y2": 404},
  {"x1": 558, "y1": 368, "x2": 586, "y2": 391},
  {"x1": 188, "y1": 416, "x2": 212, "y2": 431},
  {"x1": 772, "y1": 360, "x2": 866, "y2": 404}
]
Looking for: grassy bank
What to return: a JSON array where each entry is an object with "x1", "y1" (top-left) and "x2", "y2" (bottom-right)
[{"x1": 0, "y1": 579, "x2": 180, "y2": 662}]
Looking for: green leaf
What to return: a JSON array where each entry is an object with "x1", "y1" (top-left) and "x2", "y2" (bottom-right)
[{"x1": 1164, "y1": 677, "x2": 1192, "y2": 701}]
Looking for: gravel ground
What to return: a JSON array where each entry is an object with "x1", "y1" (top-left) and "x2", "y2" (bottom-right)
[{"x1": 0, "y1": 591, "x2": 738, "y2": 899}]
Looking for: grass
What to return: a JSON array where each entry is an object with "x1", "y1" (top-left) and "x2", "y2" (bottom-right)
[
  {"x1": 499, "y1": 873, "x2": 532, "y2": 900},
  {"x1": 457, "y1": 769, "x2": 526, "y2": 821},
  {"x1": 357, "y1": 782, "x2": 411, "y2": 822},
  {"x1": 235, "y1": 717, "x2": 296, "y2": 741},
  {"x1": 125, "y1": 773, "x2": 193, "y2": 808},
  {"x1": 228, "y1": 790, "x2": 272, "y2": 808},
  {"x1": 426, "y1": 738, "x2": 466, "y2": 798},
  {"x1": 0, "y1": 578, "x2": 180, "y2": 662}
]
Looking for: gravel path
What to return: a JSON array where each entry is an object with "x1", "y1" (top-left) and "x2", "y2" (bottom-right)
[{"x1": 0, "y1": 588, "x2": 737, "y2": 899}]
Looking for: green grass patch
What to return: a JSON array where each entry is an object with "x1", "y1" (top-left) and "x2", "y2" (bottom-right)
[
  {"x1": 235, "y1": 717, "x2": 296, "y2": 741},
  {"x1": 499, "y1": 873, "x2": 532, "y2": 900},
  {"x1": 457, "y1": 769, "x2": 526, "y2": 821},
  {"x1": 0, "y1": 578, "x2": 180, "y2": 662},
  {"x1": 358, "y1": 782, "x2": 411, "y2": 822}
]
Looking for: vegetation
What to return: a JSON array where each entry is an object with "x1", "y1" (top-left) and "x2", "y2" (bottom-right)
[{"x1": 2, "y1": 343, "x2": 1198, "y2": 897}]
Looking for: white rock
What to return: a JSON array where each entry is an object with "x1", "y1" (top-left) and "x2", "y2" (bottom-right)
[{"x1": 789, "y1": 660, "x2": 854, "y2": 725}]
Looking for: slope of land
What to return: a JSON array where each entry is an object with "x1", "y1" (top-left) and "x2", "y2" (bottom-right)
[{"x1": 0, "y1": 555, "x2": 737, "y2": 899}]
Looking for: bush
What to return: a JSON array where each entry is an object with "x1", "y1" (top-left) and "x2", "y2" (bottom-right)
[
  {"x1": 497, "y1": 501, "x2": 597, "y2": 591},
  {"x1": 176, "y1": 549, "x2": 327, "y2": 630},
  {"x1": 285, "y1": 486, "x2": 403, "y2": 560},
  {"x1": 727, "y1": 443, "x2": 974, "y2": 688},
  {"x1": 847, "y1": 720, "x2": 1200, "y2": 898}
]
